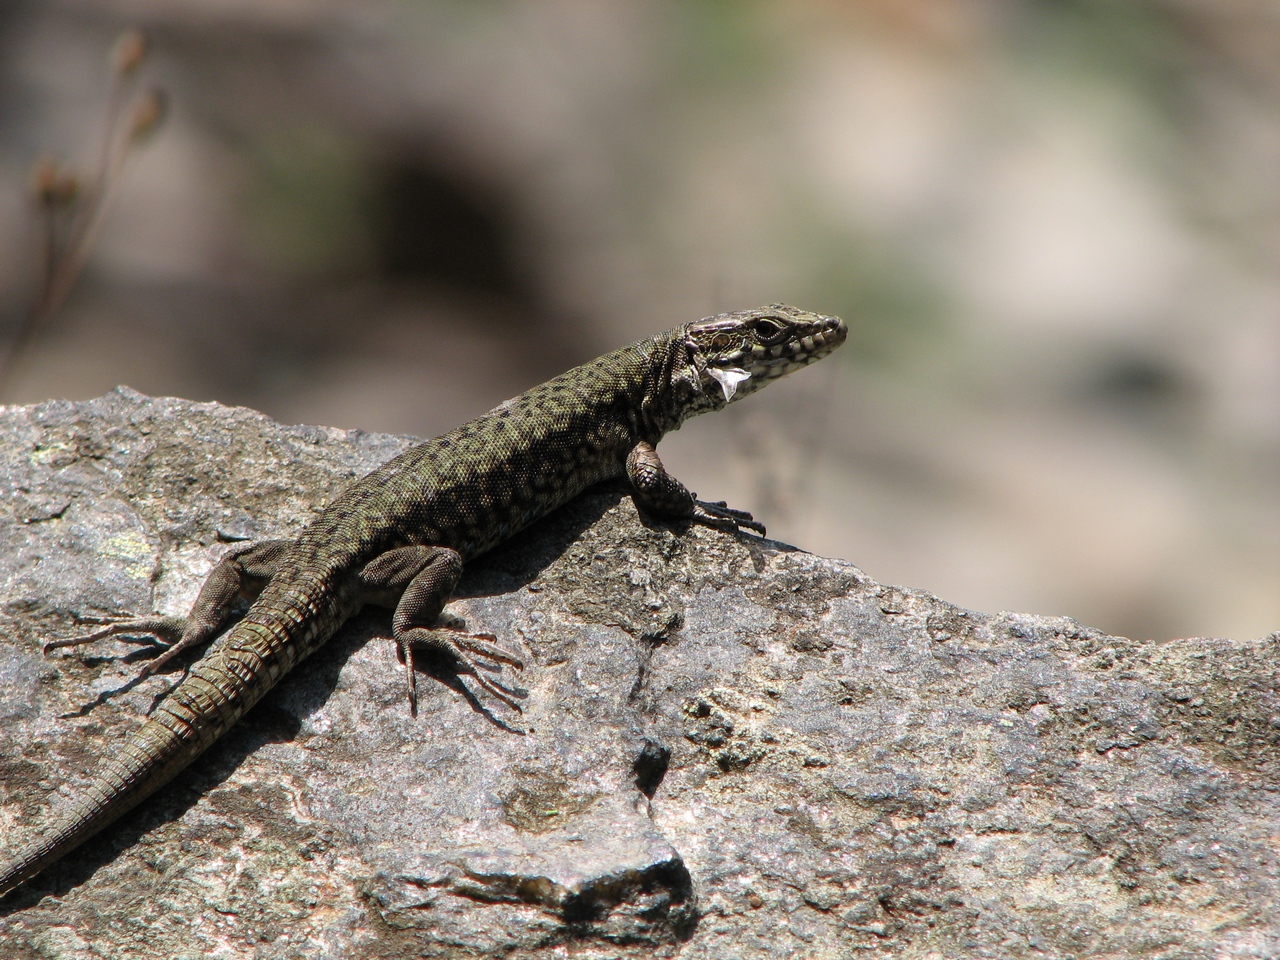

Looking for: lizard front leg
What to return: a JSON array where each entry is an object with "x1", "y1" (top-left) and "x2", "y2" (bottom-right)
[
  {"x1": 356, "y1": 545, "x2": 524, "y2": 717},
  {"x1": 45, "y1": 539, "x2": 292, "y2": 676},
  {"x1": 625, "y1": 439, "x2": 766, "y2": 535}
]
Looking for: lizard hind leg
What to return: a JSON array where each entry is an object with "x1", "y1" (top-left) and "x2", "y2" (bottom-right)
[
  {"x1": 359, "y1": 544, "x2": 525, "y2": 718},
  {"x1": 43, "y1": 539, "x2": 292, "y2": 677}
]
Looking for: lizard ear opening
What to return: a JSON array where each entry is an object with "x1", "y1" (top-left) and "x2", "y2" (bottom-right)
[{"x1": 708, "y1": 366, "x2": 751, "y2": 401}]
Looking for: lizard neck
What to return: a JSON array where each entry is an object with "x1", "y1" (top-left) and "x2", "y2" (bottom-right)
[{"x1": 631, "y1": 326, "x2": 724, "y2": 443}]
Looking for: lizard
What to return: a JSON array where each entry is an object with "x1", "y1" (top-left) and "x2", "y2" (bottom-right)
[{"x1": 0, "y1": 303, "x2": 846, "y2": 900}]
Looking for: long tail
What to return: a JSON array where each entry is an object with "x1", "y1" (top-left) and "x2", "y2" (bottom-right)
[{"x1": 0, "y1": 609, "x2": 320, "y2": 898}]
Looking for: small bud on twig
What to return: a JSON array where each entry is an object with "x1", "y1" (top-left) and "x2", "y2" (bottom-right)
[
  {"x1": 31, "y1": 157, "x2": 79, "y2": 208},
  {"x1": 112, "y1": 29, "x2": 149, "y2": 78},
  {"x1": 31, "y1": 157, "x2": 57, "y2": 202},
  {"x1": 129, "y1": 88, "x2": 167, "y2": 143}
]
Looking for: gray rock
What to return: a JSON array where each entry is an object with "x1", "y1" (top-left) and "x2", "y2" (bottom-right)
[{"x1": 0, "y1": 387, "x2": 1277, "y2": 958}]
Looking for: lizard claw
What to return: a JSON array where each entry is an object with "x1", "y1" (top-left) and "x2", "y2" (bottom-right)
[
  {"x1": 692, "y1": 499, "x2": 766, "y2": 536},
  {"x1": 453, "y1": 633, "x2": 524, "y2": 671}
]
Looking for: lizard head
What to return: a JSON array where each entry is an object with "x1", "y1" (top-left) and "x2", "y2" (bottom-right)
[{"x1": 683, "y1": 304, "x2": 847, "y2": 407}]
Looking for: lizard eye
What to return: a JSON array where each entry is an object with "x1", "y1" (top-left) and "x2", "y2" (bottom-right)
[{"x1": 751, "y1": 318, "x2": 786, "y2": 342}]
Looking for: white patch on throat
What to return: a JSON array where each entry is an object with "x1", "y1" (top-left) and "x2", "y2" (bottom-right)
[{"x1": 708, "y1": 366, "x2": 751, "y2": 401}]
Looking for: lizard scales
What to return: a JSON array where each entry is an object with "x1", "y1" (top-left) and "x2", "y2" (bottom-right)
[{"x1": 0, "y1": 304, "x2": 845, "y2": 899}]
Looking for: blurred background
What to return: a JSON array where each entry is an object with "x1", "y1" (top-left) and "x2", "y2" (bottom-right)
[{"x1": 3, "y1": 0, "x2": 1280, "y2": 644}]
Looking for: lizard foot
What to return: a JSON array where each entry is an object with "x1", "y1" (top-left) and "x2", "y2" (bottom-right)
[
  {"x1": 45, "y1": 615, "x2": 196, "y2": 716},
  {"x1": 691, "y1": 499, "x2": 767, "y2": 536},
  {"x1": 44, "y1": 615, "x2": 186, "y2": 657},
  {"x1": 44, "y1": 615, "x2": 209, "y2": 679},
  {"x1": 396, "y1": 628, "x2": 526, "y2": 718}
]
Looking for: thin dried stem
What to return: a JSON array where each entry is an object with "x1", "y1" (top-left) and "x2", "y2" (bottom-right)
[{"x1": 0, "y1": 29, "x2": 163, "y2": 395}]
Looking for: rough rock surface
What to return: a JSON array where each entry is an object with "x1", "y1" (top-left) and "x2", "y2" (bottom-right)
[{"x1": 0, "y1": 388, "x2": 1277, "y2": 959}]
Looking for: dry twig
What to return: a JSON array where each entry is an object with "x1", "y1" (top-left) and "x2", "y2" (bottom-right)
[{"x1": 0, "y1": 28, "x2": 167, "y2": 393}]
